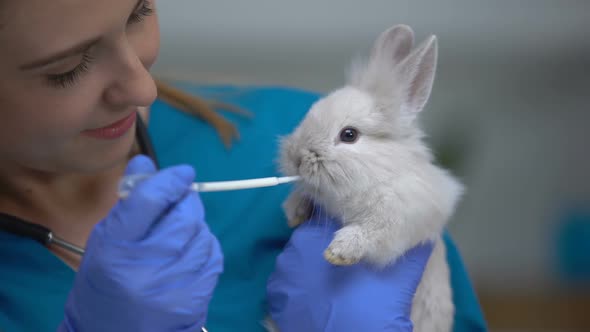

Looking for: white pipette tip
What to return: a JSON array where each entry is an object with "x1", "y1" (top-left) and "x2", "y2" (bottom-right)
[
  {"x1": 277, "y1": 176, "x2": 301, "y2": 184},
  {"x1": 118, "y1": 175, "x2": 301, "y2": 198}
]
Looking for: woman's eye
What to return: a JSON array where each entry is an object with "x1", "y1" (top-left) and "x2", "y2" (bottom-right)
[
  {"x1": 128, "y1": 0, "x2": 154, "y2": 24},
  {"x1": 339, "y1": 127, "x2": 360, "y2": 143},
  {"x1": 46, "y1": 53, "x2": 94, "y2": 89}
]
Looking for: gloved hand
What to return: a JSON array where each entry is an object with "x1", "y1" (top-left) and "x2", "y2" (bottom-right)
[
  {"x1": 59, "y1": 155, "x2": 223, "y2": 332},
  {"x1": 267, "y1": 214, "x2": 433, "y2": 332}
]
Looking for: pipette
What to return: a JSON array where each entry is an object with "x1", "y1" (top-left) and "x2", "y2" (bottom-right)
[{"x1": 118, "y1": 173, "x2": 300, "y2": 199}]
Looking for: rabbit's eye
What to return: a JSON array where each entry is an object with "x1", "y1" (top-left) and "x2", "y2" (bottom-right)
[{"x1": 339, "y1": 127, "x2": 359, "y2": 143}]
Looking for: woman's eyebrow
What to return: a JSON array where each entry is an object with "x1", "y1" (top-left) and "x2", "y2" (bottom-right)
[{"x1": 19, "y1": 36, "x2": 100, "y2": 71}]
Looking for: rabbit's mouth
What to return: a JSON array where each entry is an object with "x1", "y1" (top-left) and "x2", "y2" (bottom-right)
[{"x1": 296, "y1": 149, "x2": 338, "y2": 192}]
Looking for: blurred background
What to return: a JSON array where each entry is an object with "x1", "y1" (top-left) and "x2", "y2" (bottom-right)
[{"x1": 152, "y1": 1, "x2": 590, "y2": 331}]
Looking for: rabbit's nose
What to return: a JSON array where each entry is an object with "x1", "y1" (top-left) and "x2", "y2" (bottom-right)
[
  {"x1": 300, "y1": 149, "x2": 320, "y2": 165},
  {"x1": 304, "y1": 148, "x2": 319, "y2": 157}
]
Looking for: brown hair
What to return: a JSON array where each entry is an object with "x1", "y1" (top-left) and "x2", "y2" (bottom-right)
[{"x1": 153, "y1": 79, "x2": 252, "y2": 149}]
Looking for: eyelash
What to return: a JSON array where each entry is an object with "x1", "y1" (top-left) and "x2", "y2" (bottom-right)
[
  {"x1": 128, "y1": 0, "x2": 154, "y2": 24},
  {"x1": 46, "y1": 53, "x2": 95, "y2": 88},
  {"x1": 46, "y1": 0, "x2": 154, "y2": 89}
]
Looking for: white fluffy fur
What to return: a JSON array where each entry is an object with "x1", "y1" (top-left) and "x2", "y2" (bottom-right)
[{"x1": 268, "y1": 24, "x2": 464, "y2": 332}]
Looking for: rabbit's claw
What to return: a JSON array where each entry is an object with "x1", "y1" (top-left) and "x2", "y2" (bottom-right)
[
  {"x1": 324, "y1": 228, "x2": 364, "y2": 266},
  {"x1": 324, "y1": 247, "x2": 359, "y2": 266}
]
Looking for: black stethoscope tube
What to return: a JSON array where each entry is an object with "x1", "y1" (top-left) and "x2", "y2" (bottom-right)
[{"x1": 0, "y1": 212, "x2": 86, "y2": 255}]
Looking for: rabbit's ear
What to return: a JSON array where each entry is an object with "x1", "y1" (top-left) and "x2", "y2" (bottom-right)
[
  {"x1": 397, "y1": 35, "x2": 438, "y2": 115},
  {"x1": 370, "y1": 24, "x2": 414, "y2": 66},
  {"x1": 348, "y1": 24, "x2": 414, "y2": 90}
]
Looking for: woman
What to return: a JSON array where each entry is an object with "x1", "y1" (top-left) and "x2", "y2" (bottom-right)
[{"x1": 0, "y1": 1, "x2": 486, "y2": 331}]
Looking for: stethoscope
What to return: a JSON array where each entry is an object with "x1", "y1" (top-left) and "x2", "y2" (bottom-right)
[{"x1": 0, "y1": 114, "x2": 159, "y2": 257}]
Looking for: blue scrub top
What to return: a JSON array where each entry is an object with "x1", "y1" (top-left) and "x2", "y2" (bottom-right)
[{"x1": 0, "y1": 84, "x2": 487, "y2": 332}]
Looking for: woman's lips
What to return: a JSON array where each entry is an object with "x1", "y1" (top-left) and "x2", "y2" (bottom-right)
[{"x1": 82, "y1": 112, "x2": 137, "y2": 139}]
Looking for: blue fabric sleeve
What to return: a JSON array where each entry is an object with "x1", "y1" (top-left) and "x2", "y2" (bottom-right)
[
  {"x1": 443, "y1": 232, "x2": 488, "y2": 331},
  {"x1": 0, "y1": 232, "x2": 75, "y2": 332}
]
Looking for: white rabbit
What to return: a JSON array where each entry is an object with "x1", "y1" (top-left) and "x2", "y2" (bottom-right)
[{"x1": 273, "y1": 24, "x2": 464, "y2": 332}]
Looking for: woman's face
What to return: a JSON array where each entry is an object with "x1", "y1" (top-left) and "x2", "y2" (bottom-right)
[{"x1": 0, "y1": 0, "x2": 160, "y2": 174}]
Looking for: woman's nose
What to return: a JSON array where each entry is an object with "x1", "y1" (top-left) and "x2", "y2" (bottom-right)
[{"x1": 103, "y1": 45, "x2": 158, "y2": 108}]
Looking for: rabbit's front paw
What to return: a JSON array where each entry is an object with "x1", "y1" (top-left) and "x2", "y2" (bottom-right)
[
  {"x1": 324, "y1": 227, "x2": 365, "y2": 266},
  {"x1": 283, "y1": 192, "x2": 312, "y2": 228}
]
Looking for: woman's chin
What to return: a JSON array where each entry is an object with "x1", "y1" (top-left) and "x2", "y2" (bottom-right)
[{"x1": 68, "y1": 130, "x2": 138, "y2": 173}]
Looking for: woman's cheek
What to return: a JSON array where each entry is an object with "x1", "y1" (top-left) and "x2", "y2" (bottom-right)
[{"x1": 36, "y1": 85, "x2": 103, "y2": 139}]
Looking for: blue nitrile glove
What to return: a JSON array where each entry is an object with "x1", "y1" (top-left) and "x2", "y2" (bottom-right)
[
  {"x1": 267, "y1": 215, "x2": 433, "y2": 332},
  {"x1": 59, "y1": 155, "x2": 223, "y2": 332}
]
